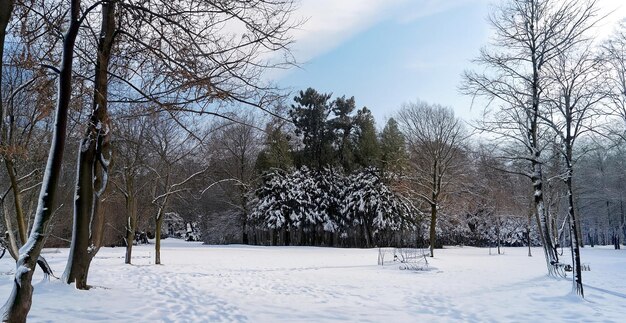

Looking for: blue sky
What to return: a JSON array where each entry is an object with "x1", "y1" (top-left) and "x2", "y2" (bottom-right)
[{"x1": 274, "y1": 0, "x2": 626, "y2": 127}]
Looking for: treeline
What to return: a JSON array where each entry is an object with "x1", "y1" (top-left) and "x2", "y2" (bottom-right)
[{"x1": 235, "y1": 88, "x2": 540, "y2": 251}]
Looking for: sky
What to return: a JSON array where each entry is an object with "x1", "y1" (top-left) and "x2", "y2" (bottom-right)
[{"x1": 273, "y1": 0, "x2": 626, "y2": 126}]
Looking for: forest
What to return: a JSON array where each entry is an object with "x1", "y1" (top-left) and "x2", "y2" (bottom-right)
[{"x1": 1, "y1": 0, "x2": 626, "y2": 321}]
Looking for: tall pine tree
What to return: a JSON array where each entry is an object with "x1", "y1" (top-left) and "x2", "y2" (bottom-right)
[
  {"x1": 380, "y1": 118, "x2": 407, "y2": 175},
  {"x1": 290, "y1": 88, "x2": 334, "y2": 169},
  {"x1": 354, "y1": 107, "x2": 380, "y2": 168}
]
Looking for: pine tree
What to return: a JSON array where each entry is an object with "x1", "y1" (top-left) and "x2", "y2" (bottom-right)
[
  {"x1": 353, "y1": 107, "x2": 380, "y2": 168},
  {"x1": 290, "y1": 88, "x2": 335, "y2": 169},
  {"x1": 342, "y1": 168, "x2": 407, "y2": 247},
  {"x1": 380, "y1": 118, "x2": 407, "y2": 175},
  {"x1": 330, "y1": 96, "x2": 357, "y2": 172},
  {"x1": 256, "y1": 122, "x2": 293, "y2": 172}
]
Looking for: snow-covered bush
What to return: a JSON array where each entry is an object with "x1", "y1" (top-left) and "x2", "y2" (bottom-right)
[{"x1": 249, "y1": 167, "x2": 410, "y2": 246}]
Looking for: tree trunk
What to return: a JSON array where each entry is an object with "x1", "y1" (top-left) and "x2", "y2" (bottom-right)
[
  {"x1": 567, "y1": 181, "x2": 584, "y2": 296},
  {"x1": 124, "y1": 191, "x2": 137, "y2": 264},
  {"x1": 531, "y1": 160, "x2": 559, "y2": 276},
  {"x1": 429, "y1": 202, "x2": 437, "y2": 257},
  {"x1": 527, "y1": 201, "x2": 533, "y2": 257},
  {"x1": 154, "y1": 192, "x2": 170, "y2": 265},
  {"x1": 5, "y1": 160, "x2": 27, "y2": 244},
  {"x1": 155, "y1": 214, "x2": 163, "y2": 265},
  {"x1": 2, "y1": 0, "x2": 79, "y2": 319},
  {"x1": 63, "y1": 1, "x2": 115, "y2": 289},
  {"x1": 577, "y1": 205, "x2": 584, "y2": 248},
  {"x1": 364, "y1": 223, "x2": 372, "y2": 248},
  {"x1": 1, "y1": 200, "x2": 19, "y2": 260},
  {"x1": 496, "y1": 219, "x2": 502, "y2": 255}
]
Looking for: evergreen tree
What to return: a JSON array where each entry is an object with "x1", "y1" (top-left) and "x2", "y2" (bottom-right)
[
  {"x1": 380, "y1": 118, "x2": 407, "y2": 175},
  {"x1": 256, "y1": 121, "x2": 293, "y2": 172},
  {"x1": 353, "y1": 107, "x2": 380, "y2": 168},
  {"x1": 312, "y1": 168, "x2": 345, "y2": 233},
  {"x1": 342, "y1": 168, "x2": 407, "y2": 247},
  {"x1": 289, "y1": 88, "x2": 335, "y2": 169},
  {"x1": 330, "y1": 96, "x2": 356, "y2": 172}
]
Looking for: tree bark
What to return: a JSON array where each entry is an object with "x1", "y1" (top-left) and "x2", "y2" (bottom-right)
[
  {"x1": 527, "y1": 199, "x2": 533, "y2": 257},
  {"x1": 5, "y1": 160, "x2": 27, "y2": 244},
  {"x1": 565, "y1": 151, "x2": 583, "y2": 295},
  {"x1": 429, "y1": 160, "x2": 439, "y2": 258},
  {"x1": 124, "y1": 189, "x2": 137, "y2": 264},
  {"x1": 532, "y1": 160, "x2": 559, "y2": 277},
  {"x1": 1, "y1": 201, "x2": 19, "y2": 260},
  {"x1": 429, "y1": 202, "x2": 437, "y2": 257},
  {"x1": 155, "y1": 208, "x2": 165, "y2": 265},
  {"x1": 567, "y1": 179, "x2": 583, "y2": 296},
  {"x1": 2, "y1": 0, "x2": 79, "y2": 319},
  {"x1": 154, "y1": 191, "x2": 170, "y2": 265},
  {"x1": 63, "y1": 1, "x2": 115, "y2": 289}
]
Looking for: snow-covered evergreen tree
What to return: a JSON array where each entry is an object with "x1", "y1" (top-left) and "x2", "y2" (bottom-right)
[
  {"x1": 342, "y1": 167, "x2": 408, "y2": 246},
  {"x1": 311, "y1": 167, "x2": 344, "y2": 233}
]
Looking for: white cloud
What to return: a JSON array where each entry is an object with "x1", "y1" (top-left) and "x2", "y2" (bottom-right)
[
  {"x1": 287, "y1": 0, "x2": 407, "y2": 64},
  {"x1": 267, "y1": 0, "x2": 485, "y2": 80},
  {"x1": 269, "y1": 0, "x2": 626, "y2": 80}
]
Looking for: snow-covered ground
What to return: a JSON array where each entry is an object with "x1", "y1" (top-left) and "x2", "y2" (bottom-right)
[{"x1": 0, "y1": 240, "x2": 624, "y2": 322}]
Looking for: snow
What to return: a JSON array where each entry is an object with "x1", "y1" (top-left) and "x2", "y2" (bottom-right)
[{"x1": 0, "y1": 240, "x2": 624, "y2": 322}]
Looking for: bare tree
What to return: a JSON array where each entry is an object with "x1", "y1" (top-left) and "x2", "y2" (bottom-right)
[
  {"x1": 147, "y1": 114, "x2": 209, "y2": 265},
  {"x1": 63, "y1": 0, "x2": 116, "y2": 290},
  {"x1": 604, "y1": 21, "x2": 626, "y2": 127},
  {"x1": 60, "y1": 0, "x2": 297, "y2": 289},
  {"x1": 542, "y1": 43, "x2": 605, "y2": 295},
  {"x1": 461, "y1": 0, "x2": 600, "y2": 278},
  {"x1": 0, "y1": 41, "x2": 55, "y2": 262},
  {"x1": 211, "y1": 115, "x2": 263, "y2": 244},
  {"x1": 398, "y1": 101, "x2": 466, "y2": 257},
  {"x1": 1, "y1": 0, "x2": 82, "y2": 319},
  {"x1": 110, "y1": 111, "x2": 151, "y2": 264},
  {"x1": 600, "y1": 17, "x2": 626, "y2": 251}
]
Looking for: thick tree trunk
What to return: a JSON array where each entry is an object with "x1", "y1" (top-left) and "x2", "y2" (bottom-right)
[
  {"x1": 531, "y1": 160, "x2": 559, "y2": 276},
  {"x1": 63, "y1": 137, "x2": 97, "y2": 289},
  {"x1": 2, "y1": 0, "x2": 79, "y2": 319},
  {"x1": 63, "y1": 1, "x2": 115, "y2": 289}
]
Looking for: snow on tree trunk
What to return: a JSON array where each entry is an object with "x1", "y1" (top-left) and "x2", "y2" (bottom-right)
[
  {"x1": 532, "y1": 161, "x2": 559, "y2": 277},
  {"x1": 2, "y1": 0, "x2": 80, "y2": 318},
  {"x1": 566, "y1": 170, "x2": 584, "y2": 296},
  {"x1": 63, "y1": 2, "x2": 115, "y2": 290}
]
